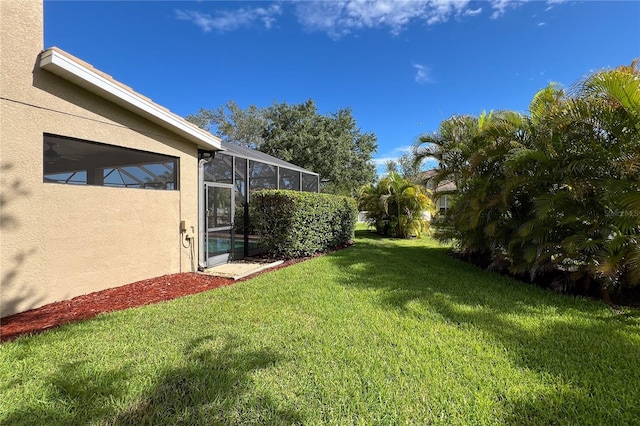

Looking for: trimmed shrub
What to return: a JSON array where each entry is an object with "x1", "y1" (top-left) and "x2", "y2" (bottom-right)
[{"x1": 251, "y1": 190, "x2": 357, "y2": 259}]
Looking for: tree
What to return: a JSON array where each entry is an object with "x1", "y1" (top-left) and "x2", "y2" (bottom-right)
[
  {"x1": 186, "y1": 99, "x2": 378, "y2": 195},
  {"x1": 385, "y1": 152, "x2": 424, "y2": 183},
  {"x1": 412, "y1": 112, "x2": 503, "y2": 261},
  {"x1": 412, "y1": 61, "x2": 640, "y2": 297},
  {"x1": 358, "y1": 171, "x2": 433, "y2": 238},
  {"x1": 521, "y1": 63, "x2": 640, "y2": 291},
  {"x1": 186, "y1": 100, "x2": 266, "y2": 148}
]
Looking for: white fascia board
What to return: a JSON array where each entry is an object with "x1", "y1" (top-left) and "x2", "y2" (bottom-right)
[{"x1": 39, "y1": 49, "x2": 222, "y2": 151}]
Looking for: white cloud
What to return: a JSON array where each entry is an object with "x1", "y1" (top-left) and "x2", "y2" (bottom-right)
[
  {"x1": 544, "y1": 0, "x2": 567, "y2": 12},
  {"x1": 373, "y1": 156, "x2": 397, "y2": 166},
  {"x1": 177, "y1": 0, "x2": 564, "y2": 38},
  {"x1": 413, "y1": 63, "x2": 432, "y2": 84},
  {"x1": 538, "y1": 22, "x2": 546, "y2": 26},
  {"x1": 489, "y1": 0, "x2": 565, "y2": 20},
  {"x1": 374, "y1": 145, "x2": 413, "y2": 165},
  {"x1": 463, "y1": 7, "x2": 483, "y2": 17},
  {"x1": 489, "y1": 0, "x2": 527, "y2": 19},
  {"x1": 394, "y1": 145, "x2": 413, "y2": 154},
  {"x1": 293, "y1": 0, "x2": 476, "y2": 39},
  {"x1": 175, "y1": 4, "x2": 282, "y2": 33}
]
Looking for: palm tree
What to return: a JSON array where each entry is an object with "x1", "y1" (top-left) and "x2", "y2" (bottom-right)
[
  {"x1": 413, "y1": 112, "x2": 512, "y2": 264},
  {"x1": 492, "y1": 63, "x2": 640, "y2": 292},
  {"x1": 411, "y1": 61, "x2": 640, "y2": 296},
  {"x1": 358, "y1": 172, "x2": 433, "y2": 238},
  {"x1": 567, "y1": 61, "x2": 640, "y2": 290}
]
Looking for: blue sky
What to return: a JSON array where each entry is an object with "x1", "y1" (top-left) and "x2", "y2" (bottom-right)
[{"x1": 44, "y1": 1, "x2": 639, "y2": 176}]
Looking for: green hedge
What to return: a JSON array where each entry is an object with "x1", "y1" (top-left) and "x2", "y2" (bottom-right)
[{"x1": 251, "y1": 190, "x2": 357, "y2": 259}]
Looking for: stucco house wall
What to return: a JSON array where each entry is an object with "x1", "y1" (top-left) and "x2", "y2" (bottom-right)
[{"x1": 1, "y1": 1, "x2": 218, "y2": 317}]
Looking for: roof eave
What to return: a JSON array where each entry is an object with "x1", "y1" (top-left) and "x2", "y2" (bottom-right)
[{"x1": 39, "y1": 48, "x2": 222, "y2": 151}]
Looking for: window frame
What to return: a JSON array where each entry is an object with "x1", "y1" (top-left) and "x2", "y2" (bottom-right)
[{"x1": 43, "y1": 133, "x2": 180, "y2": 191}]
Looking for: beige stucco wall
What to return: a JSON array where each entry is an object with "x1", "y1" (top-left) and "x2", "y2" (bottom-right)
[{"x1": 1, "y1": 0, "x2": 201, "y2": 317}]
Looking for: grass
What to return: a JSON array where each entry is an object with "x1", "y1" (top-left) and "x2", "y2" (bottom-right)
[{"x1": 1, "y1": 229, "x2": 639, "y2": 425}]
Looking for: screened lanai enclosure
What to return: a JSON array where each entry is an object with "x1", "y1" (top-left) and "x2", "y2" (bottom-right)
[{"x1": 200, "y1": 142, "x2": 319, "y2": 267}]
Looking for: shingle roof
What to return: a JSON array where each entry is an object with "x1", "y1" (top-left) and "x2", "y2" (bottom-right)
[{"x1": 420, "y1": 169, "x2": 457, "y2": 193}]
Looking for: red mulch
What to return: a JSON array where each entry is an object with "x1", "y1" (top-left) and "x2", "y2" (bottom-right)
[{"x1": 0, "y1": 258, "x2": 306, "y2": 343}]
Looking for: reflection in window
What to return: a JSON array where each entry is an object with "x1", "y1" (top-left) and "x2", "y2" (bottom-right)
[
  {"x1": 207, "y1": 186, "x2": 233, "y2": 228},
  {"x1": 43, "y1": 170, "x2": 87, "y2": 185},
  {"x1": 249, "y1": 160, "x2": 277, "y2": 195},
  {"x1": 204, "y1": 153, "x2": 233, "y2": 184},
  {"x1": 302, "y1": 173, "x2": 319, "y2": 192},
  {"x1": 43, "y1": 134, "x2": 178, "y2": 190},
  {"x1": 279, "y1": 168, "x2": 301, "y2": 190}
]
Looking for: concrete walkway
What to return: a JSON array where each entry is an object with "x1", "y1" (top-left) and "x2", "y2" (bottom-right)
[{"x1": 201, "y1": 260, "x2": 284, "y2": 280}]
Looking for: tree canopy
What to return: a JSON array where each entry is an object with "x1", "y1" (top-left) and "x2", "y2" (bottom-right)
[
  {"x1": 384, "y1": 151, "x2": 425, "y2": 184},
  {"x1": 186, "y1": 99, "x2": 377, "y2": 195}
]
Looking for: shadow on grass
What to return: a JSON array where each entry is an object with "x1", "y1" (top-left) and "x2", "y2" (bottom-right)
[
  {"x1": 328, "y1": 230, "x2": 640, "y2": 424},
  {"x1": 3, "y1": 335, "x2": 302, "y2": 425}
]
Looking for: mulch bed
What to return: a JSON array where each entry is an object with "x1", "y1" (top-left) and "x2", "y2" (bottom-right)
[{"x1": 0, "y1": 258, "x2": 307, "y2": 343}]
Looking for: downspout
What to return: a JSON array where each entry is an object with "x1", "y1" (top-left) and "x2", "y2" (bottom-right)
[{"x1": 198, "y1": 150, "x2": 215, "y2": 270}]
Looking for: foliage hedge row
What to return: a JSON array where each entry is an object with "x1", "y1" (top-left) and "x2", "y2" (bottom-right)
[
  {"x1": 251, "y1": 190, "x2": 357, "y2": 259},
  {"x1": 416, "y1": 61, "x2": 640, "y2": 296}
]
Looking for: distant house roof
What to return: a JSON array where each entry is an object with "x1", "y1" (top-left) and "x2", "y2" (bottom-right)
[
  {"x1": 422, "y1": 169, "x2": 438, "y2": 179},
  {"x1": 421, "y1": 169, "x2": 456, "y2": 193},
  {"x1": 39, "y1": 47, "x2": 222, "y2": 151},
  {"x1": 433, "y1": 180, "x2": 456, "y2": 192},
  {"x1": 220, "y1": 141, "x2": 319, "y2": 176}
]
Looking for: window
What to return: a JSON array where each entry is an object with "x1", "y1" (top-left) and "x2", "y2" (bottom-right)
[
  {"x1": 234, "y1": 156, "x2": 248, "y2": 246},
  {"x1": 43, "y1": 134, "x2": 178, "y2": 190},
  {"x1": 249, "y1": 160, "x2": 277, "y2": 196},
  {"x1": 204, "y1": 153, "x2": 233, "y2": 184},
  {"x1": 279, "y1": 168, "x2": 301, "y2": 190},
  {"x1": 302, "y1": 173, "x2": 319, "y2": 192},
  {"x1": 438, "y1": 195, "x2": 449, "y2": 213}
]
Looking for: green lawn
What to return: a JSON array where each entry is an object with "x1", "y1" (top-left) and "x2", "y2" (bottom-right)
[{"x1": 1, "y1": 230, "x2": 639, "y2": 425}]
